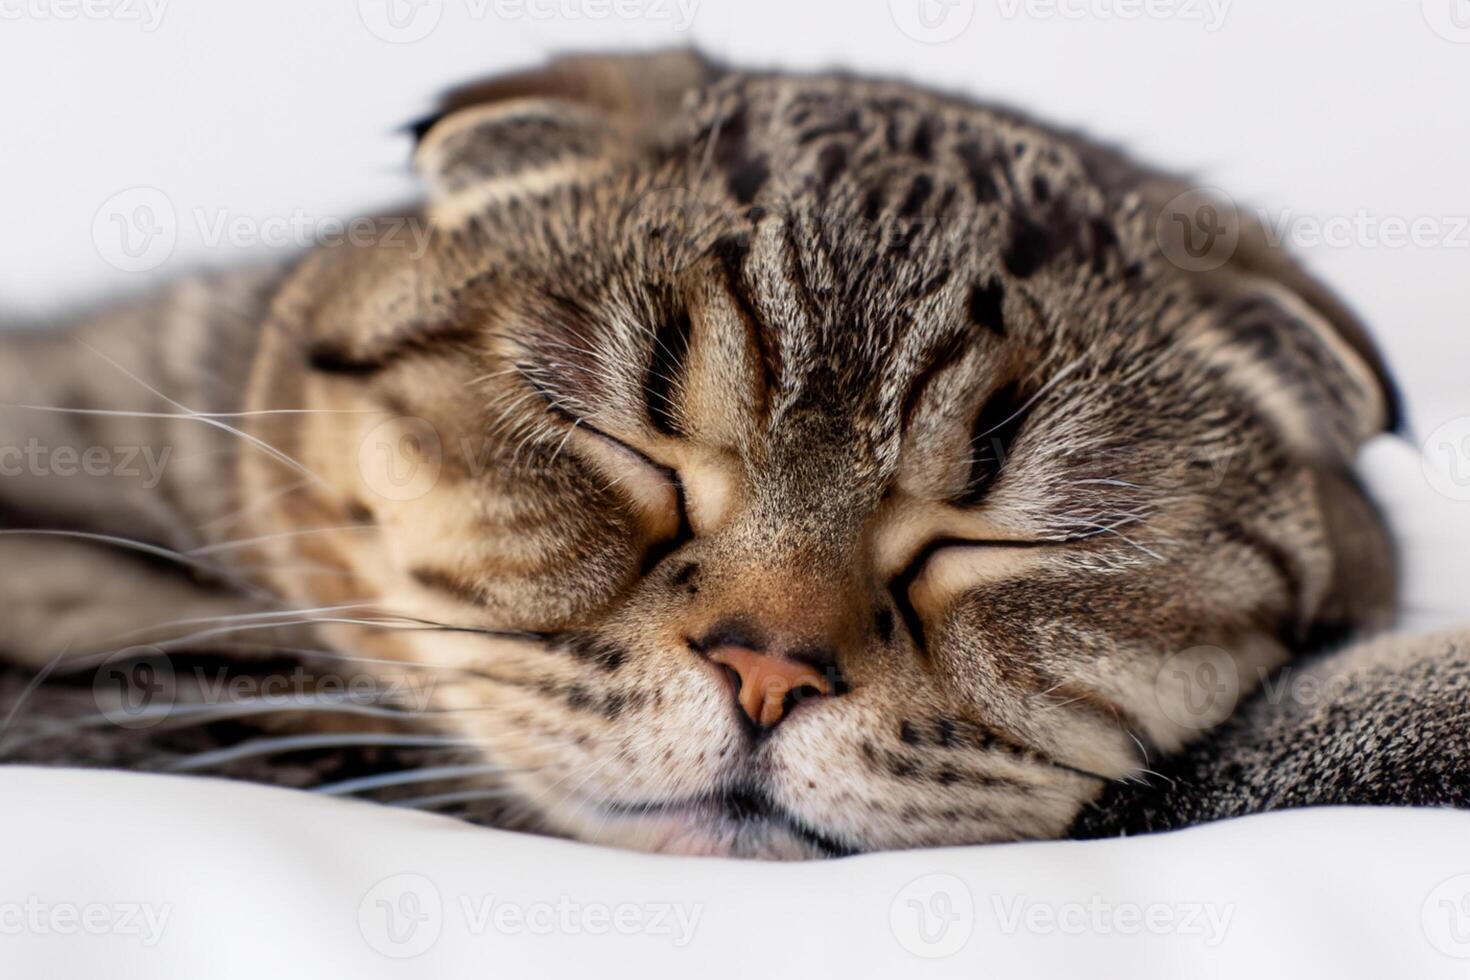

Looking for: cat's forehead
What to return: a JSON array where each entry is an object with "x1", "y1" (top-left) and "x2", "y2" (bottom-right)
[
  {"x1": 685, "y1": 73, "x2": 1103, "y2": 218},
  {"x1": 481, "y1": 74, "x2": 1129, "y2": 431}
]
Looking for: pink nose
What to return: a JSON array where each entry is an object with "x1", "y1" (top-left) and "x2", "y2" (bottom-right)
[{"x1": 705, "y1": 645, "x2": 832, "y2": 727}]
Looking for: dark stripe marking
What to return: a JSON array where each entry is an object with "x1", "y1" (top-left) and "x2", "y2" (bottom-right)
[
  {"x1": 958, "y1": 381, "x2": 1030, "y2": 506},
  {"x1": 306, "y1": 318, "x2": 481, "y2": 377},
  {"x1": 968, "y1": 277, "x2": 1008, "y2": 338},
  {"x1": 644, "y1": 310, "x2": 693, "y2": 436},
  {"x1": 410, "y1": 565, "x2": 484, "y2": 605},
  {"x1": 1002, "y1": 216, "x2": 1059, "y2": 279},
  {"x1": 898, "y1": 328, "x2": 970, "y2": 431},
  {"x1": 710, "y1": 233, "x2": 780, "y2": 404},
  {"x1": 955, "y1": 141, "x2": 999, "y2": 203}
]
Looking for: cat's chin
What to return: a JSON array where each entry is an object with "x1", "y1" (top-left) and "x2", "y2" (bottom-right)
[{"x1": 552, "y1": 790, "x2": 858, "y2": 860}]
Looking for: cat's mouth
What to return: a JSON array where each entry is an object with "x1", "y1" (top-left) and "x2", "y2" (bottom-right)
[{"x1": 594, "y1": 787, "x2": 857, "y2": 859}]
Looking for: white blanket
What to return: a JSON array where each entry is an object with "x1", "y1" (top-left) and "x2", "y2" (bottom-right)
[{"x1": 4, "y1": 766, "x2": 1470, "y2": 978}]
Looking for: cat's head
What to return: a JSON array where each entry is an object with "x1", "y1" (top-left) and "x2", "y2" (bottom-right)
[{"x1": 240, "y1": 51, "x2": 1398, "y2": 857}]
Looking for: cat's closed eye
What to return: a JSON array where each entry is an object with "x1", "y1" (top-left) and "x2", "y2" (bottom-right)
[{"x1": 562, "y1": 418, "x2": 691, "y2": 572}]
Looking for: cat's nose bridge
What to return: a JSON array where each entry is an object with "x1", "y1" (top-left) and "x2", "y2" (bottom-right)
[
  {"x1": 678, "y1": 555, "x2": 870, "y2": 668},
  {"x1": 715, "y1": 570, "x2": 855, "y2": 639}
]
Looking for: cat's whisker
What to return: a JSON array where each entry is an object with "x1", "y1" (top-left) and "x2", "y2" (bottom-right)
[
  {"x1": 57, "y1": 617, "x2": 550, "y2": 687},
  {"x1": 970, "y1": 354, "x2": 1086, "y2": 445},
  {"x1": 512, "y1": 416, "x2": 562, "y2": 468},
  {"x1": 108, "y1": 601, "x2": 378, "y2": 638},
  {"x1": 312, "y1": 763, "x2": 527, "y2": 797},
  {"x1": 547, "y1": 417, "x2": 581, "y2": 466},
  {"x1": 166, "y1": 733, "x2": 482, "y2": 772},
  {"x1": 169, "y1": 640, "x2": 505, "y2": 677},
  {"x1": 1037, "y1": 694, "x2": 1089, "y2": 713},
  {"x1": 74, "y1": 337, "x2": 341, "y2": 494},
  {"x1": 590, "y1": 468, "x2": 639, "y2": 498},
  {"x1": 147, "y1": 614, "x2": 526, "y2": 651},
  {"x1": 232, "y1": 563, "x2": 368, "y2": 581},
  {"x1": 1124, "y1": 727, "x2": 1152, "y2": 767},
  {"x1": 59, "y1": 601, "x2": 392, "y2": 665},
  {"x1": 1071, "y1": 477, "x2": 1148, "y2": 490},
  {"x1": 391, "y1": 788, "x2": 521, "y2": 810},
  {"x1": 198, "y1": 478, "x2": 311, "y2": 535},
  {"x1": 0, "y1": 529, "x2": 275, "y2": 601},
  {"x1": 1057, "y1": 517, "x2": 1163, "y2": 561},
  {"x1": 189, "y1": 525, "x2": 376, "y2": 556},
  {"x1": 482, "y1": 388, "x2": 545, "y2": 434},
  {"x1": 1125, "y1": 765, "x2": 1176, "y2": 789},
  {"x1": 465, "y1": 366, "x2": 531, "y2": 386},
  {"x1": 583, "y1": 763, "x2": 665, "y2": 845},
  {"x1": 55, "y1": 619, "x2": 335, "y2": 674},
  {"x1": 0, "y1": 401, "x2": 373, "y2": 422},
  {"x1": 298, "y1": 615, "x2": 553, "y2": 643},
  {"x1": 531, "y1": 337, "x2": 633, "y2": 379},
  {"x1": 1, "y1": 401, "x2": 331, "y2": 494},
  {"x1": 0, "y1": 644, "x2": 70, "y2": 744},
  {"x1": 524, "y1": 734, "x2": 629, "y2": 814},
  {"x1": 0, "y1": 697, "x2": 434, "y2": 756}
]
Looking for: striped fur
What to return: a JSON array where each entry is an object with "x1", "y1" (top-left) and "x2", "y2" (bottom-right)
[{"x1": 0, "y1": 52, "x2": 1414, "y2": 857}]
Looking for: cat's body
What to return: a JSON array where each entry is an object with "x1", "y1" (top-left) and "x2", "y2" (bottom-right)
[{"x1": 0, "y1": 51, "x2": 1459, "y2": 858}]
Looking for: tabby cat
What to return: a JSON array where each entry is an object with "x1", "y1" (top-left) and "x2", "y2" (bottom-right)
[{"x1": 1, "y1": 50, "x2": 1459, "y2": 858}]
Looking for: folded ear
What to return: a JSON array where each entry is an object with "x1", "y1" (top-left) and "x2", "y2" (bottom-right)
[
  {"x1": 1150, "y1": 186, "x2": 1402, "y2": 636},
  {"x1": 1152, "y1": 185, "x2": 1402, "y2": 463},
  {"x1": 411, "y1": 50, "x2": 718, "y2": 224}
]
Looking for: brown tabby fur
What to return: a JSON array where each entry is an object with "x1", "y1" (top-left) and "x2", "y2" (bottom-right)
[{"x1": 0, "y1": 51, "x2": 1409, "y2": 857}]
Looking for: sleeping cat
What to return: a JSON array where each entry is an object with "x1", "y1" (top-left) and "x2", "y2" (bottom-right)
[{"x1": 1, "y1": 50, "x2": 1463, "y2": 858}]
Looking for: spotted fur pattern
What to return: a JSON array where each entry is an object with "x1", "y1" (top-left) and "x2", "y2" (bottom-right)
[{"x1": 1, "y1": 51, "x2": 1446, "y2": 858}]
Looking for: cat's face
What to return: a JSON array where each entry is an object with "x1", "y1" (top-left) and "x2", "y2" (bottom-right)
[{"x1": 241, "y1": 54, "x2": 1396, "y2": 857}]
